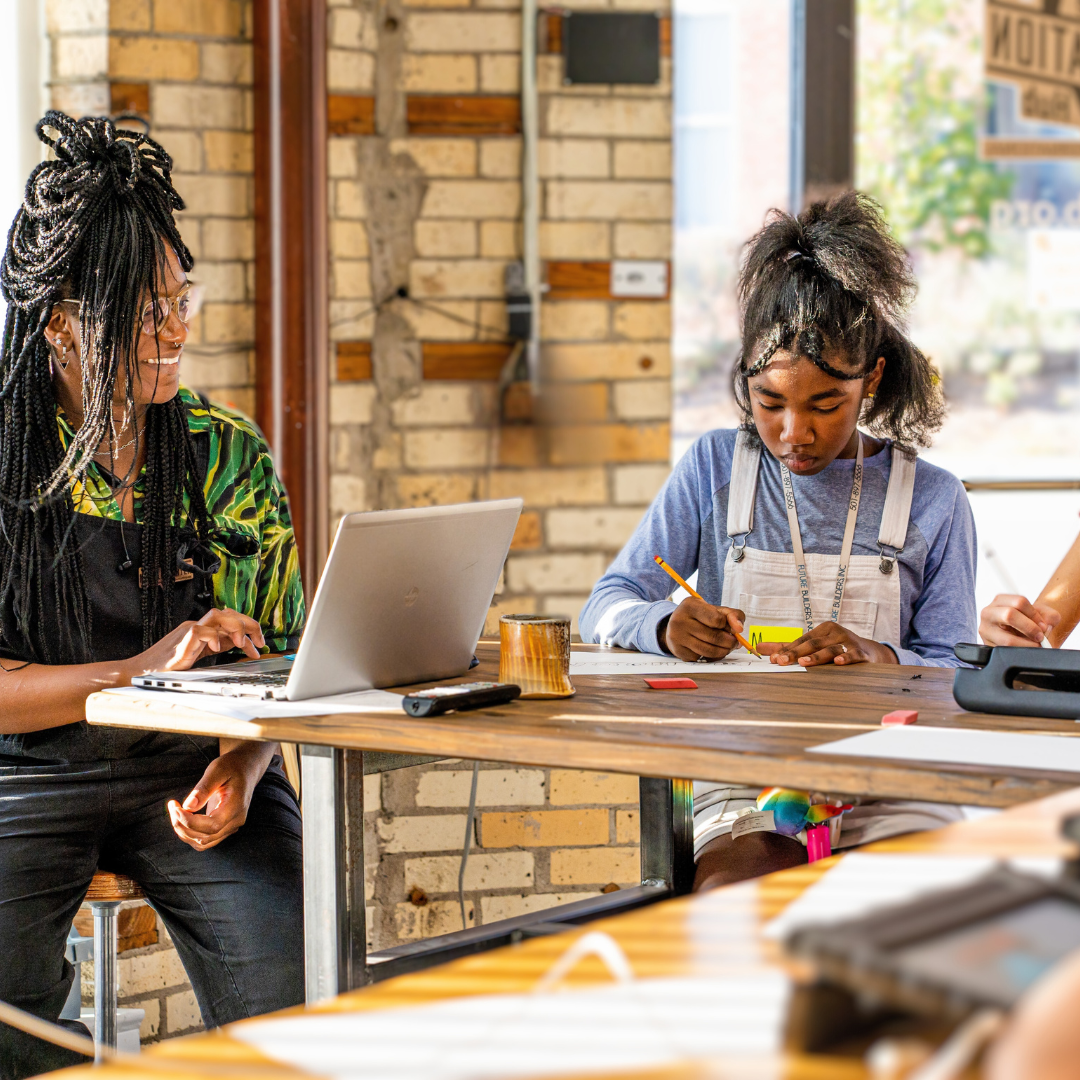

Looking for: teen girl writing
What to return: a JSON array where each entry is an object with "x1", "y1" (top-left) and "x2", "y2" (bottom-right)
[
  {"x1": 580, "y1": 192, "x2": 978, "y2": 890},
  {"x1": 0, "y1": 114, "x2": 304, "y2": 1078}
]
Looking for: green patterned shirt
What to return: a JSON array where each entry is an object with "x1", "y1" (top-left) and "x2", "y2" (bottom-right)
[{"x1": 62, "y1": 387, "x2": 305, "y2": 651}]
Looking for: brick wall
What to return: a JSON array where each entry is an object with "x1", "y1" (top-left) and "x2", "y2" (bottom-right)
[{"x1": 47, "y1": 0, "x2": 256, "y2": 418}]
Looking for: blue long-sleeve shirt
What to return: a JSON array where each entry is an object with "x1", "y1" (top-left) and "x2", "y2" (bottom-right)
[{"x1": 580, "y1": 429, "x2": 977, "y2": 666}]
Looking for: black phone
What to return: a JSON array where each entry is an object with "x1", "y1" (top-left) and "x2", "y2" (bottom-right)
[{"x1": 401, "y1": 681, "x2": 521, "y2": 716}]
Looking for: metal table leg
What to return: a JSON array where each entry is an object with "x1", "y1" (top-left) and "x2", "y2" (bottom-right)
[
  {"x1": 300, "y1": 745, "x2": 367, "y2": 1002},
  {"x1": 639, "y1": 777, "x2": 695, "y2": 895}
]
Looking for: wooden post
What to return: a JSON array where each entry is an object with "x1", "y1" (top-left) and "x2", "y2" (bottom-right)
[{"x1": 254, "y1": 0, "x2": 330, "y2": 592}]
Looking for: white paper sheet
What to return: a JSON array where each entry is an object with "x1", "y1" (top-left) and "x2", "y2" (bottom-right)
[
  {"x1": 569, "y1": 649, "x2": 804, "y2": 676},
  {"x1": 763, "y1": 852, "x2": 1062, "y2": 941},
  {"x1": 807, "y1": 724, "x2": 1080, "y2": 773},
  {"x1": 101, "y1": 685, "x2": 403, "y2": 721},
  {"x1": 231, "y1": 972, "x2": 788, "y2": 1080}
]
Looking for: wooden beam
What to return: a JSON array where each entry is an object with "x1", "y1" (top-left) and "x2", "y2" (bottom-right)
[
  {"x1": 328, "y1": 94, "x2": 375, "y2": 135},
  {"x1": 254, "y1": 0, "x2": 329, "y2": 592},
  {"x1": 110, "y1": 82, "x2": 149, "y2": 117},
  {"x1": 422, "y1": 342, "x2": 514, "y2": 380},
  {"x1": 406, "y1": 96, "x2": 522, "y2": 136},
  {"x1": 336, "y1": 341, "x2": 372, "y2": 381},
  {"x1": 545, "y1": 260, "x2": 671, "y2": 300}
]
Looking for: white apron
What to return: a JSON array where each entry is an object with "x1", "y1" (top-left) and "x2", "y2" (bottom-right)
[{"x1": 692, "y1": 430, "x2": 962, "y2": 856}]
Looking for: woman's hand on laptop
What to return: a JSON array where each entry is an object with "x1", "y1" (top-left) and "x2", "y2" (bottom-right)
[
  {"x1": 130, "y1": 608, "x2": 266, "y2": 675},
  {"x1": 980, "y1": 594, "x2": 1061, "y2": 647},
  {"x1": 167, "y1": 740, "x2": 277, "y2": 851},
  {"x1": 664, "y1": 599, "x2": 747, "y2": 661}
]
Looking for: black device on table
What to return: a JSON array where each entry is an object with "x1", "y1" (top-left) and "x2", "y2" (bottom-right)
[
  {"x1": 401, "y1": 681, "x2": 521, "y2": 716},
  {"x1": 782, "y1": 864, "x2": 1080, "y2": 1052},
  {"x1": 953, "y1": 642, "x2": 1080, "y2": 718}
]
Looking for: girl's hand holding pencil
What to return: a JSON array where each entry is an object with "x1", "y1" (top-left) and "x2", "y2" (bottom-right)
[{"x1": 654, "y1": 555, "x2": 756, "y2": 661}]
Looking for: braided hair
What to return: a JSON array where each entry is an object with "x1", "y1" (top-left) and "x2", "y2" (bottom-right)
[
  {"x1": 733, "y1": 190, "x2": 945, "y2": 449},
  {"x1": 0, "y1": 111, "x2": 213, "y2": 662}
]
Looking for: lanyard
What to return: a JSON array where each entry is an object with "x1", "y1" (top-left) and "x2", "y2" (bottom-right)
[{"x1": 779, "y1": 435, "x2": 864, "y2": 633}]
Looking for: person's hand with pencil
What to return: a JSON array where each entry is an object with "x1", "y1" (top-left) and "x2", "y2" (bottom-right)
[{"x1": 654, "y1": 556, "x2": 754, "y2": 661}]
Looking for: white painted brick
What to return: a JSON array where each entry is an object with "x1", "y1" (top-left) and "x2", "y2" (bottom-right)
[
  {"x1": 546, "y1": 97, "x2": 670, "y2": 138},
  {"x1": 118, "y1": 949, "x2": 188, "y2": 997},
  {"x1": 415, "y1": 768, "x2": 546, "y2": 807},
  {"x1": 55, "y1": 34, "x2": 108, "y2": 79},
  {"x1": 331, "y1": 220, "x2": 369, "y2": 258},
  {"x1": 614, "y1": 379, "x2": 671, "y2": 420},
  {"x1": 614, "y1": 222, "x2": 672, "y2": 259},
  {"x1": 539, "y1": 139, "x2": 609, "y2": 178},
  {"x1": 330, "y1": 7, "x2": 376, "y2": 49},
  {"x1": 480, "y1": 892, "x2": 600, "y2": 922},
  {"x1": 404, "y1": 851, "x2": 535, "y2": 893},
  {"x1": 545, "y1": 508, "x2": 645, "y2": 550},
  {"x1": 506, "y1": 553, "x2": 607, "y2": 593},
  {"x1": 404, "y1": 428, "x2": 490, "y2": 469},
  {"x1": 332, "y1": 258, "x2": 371, "y2": 299},
  {"x1": 364, "y1": 776, "x2": 381, "y2": 813},
  {"x1": 613, "y1": 464, "x2": 670, "y2": 505},
  {"x1": 422, "y1": 181, "x2": 520, "y2": 219},
  {"x1": 139, "y1": 998, "x2": 160, "y2": 1041},
  {"x1": 406, "y1": 12, "x2": 520, "y2": 52},
  {"x1": 395, "y1": 900, "x2": 473, "y2": 940},
  {"x1": 330, "y1": 474, "x2": 367, "y2": 514},
  {"x1": 331, "y1": 383, "x2": 376, "y2": 425},
  {"x1": 415, "y1": 220, "x2": 476, "y2": 257},
  {"x1": 166, "y1": 989, "x2": 202, "y2": 1033},
  {"x1": 377, "y1": 814, "x2": 468, "y2": 853},
  {"x1": 174, "y1": 175, "x2": 249, "y2": 217},
  {"x1": 328, "y1": 48, "x2": 374, "y2": 91},
  {"x1": 153, "y1": 85, "x2": 246, "y2": 130},
  {"x1": 336, "y1": 180, "x2": 368, "y2": 219},
  {"x1": 391, "y1": 385, "x2": 475, "y2": 427},
  {"x1": 329, "y1": 138, "x2": 359, "y2": 178},
  {"x1": 547, "y1": 180, "x2": 672, "y2": 221},
  {"x1": 196, "y1": 261, "x2": 247, "y2": 303},
  {"x1": 48, "y1": 0, "x2": 107, "y2": 32}
]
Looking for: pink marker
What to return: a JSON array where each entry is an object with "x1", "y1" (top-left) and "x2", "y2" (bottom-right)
[{"x1": 806, "y1": 823, "x2": 832, "y2": 862}]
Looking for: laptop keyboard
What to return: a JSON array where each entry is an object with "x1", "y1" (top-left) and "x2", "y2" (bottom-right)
[{"x1": 203, "y1": 672, "x2": 290, "y2": 686}]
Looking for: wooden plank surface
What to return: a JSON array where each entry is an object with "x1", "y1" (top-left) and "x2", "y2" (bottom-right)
[
  {"x1": 335, "y1": 341, "x2": 372, "y2": 381},
  {"x1": 406, "y1": 95, "x2": 521, "y2": 136},
  {"x1": 327, "y1": 94, "x2": 375, "y2": 135},
  {"x1": 421, "y1": 341, "x2": 514, "y2": 380},
  {"x1": 86, "y1": 643, "x2": 1080, "y2": 807},
  {"x1": 57, "y1": 784, "x2": 1080, "y2": 1080}
]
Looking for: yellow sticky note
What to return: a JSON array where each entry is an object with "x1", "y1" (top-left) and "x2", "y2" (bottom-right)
[{"x1": 747, "y1": 625, "x2": 803, "y2": 648}]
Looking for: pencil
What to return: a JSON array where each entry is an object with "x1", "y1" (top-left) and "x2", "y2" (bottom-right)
[{"x1": 653, "y1": 555, "x2": 758, "y2": 655}]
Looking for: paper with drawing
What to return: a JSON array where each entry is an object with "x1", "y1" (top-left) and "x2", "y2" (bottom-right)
[{"x1": 569, "y1": 649, "x2": 805, "y2": 677}]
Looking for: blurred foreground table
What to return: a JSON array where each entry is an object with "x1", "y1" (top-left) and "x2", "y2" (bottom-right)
[
  {"x1": 84, "y1": 642, "x2": 1080, "y2": 999},
  {"x1": 55, "y1": 785, "x2": 1080, "y2": 1080}
]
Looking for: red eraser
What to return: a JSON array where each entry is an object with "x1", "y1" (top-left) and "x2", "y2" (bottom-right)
[
  {"x1": 645, "y1": 677, "x2": 698, "y2": 690},
  {"x1": 882, "y1": 709, "x2": 918, "y2": 725}
]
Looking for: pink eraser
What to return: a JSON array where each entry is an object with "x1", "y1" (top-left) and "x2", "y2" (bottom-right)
[
  {"x1": 882, "y1": 709, "x2": 918, "y2": 725},
  {"x1": 644, "y1": 677, "x2": 698, "y2": 690}
]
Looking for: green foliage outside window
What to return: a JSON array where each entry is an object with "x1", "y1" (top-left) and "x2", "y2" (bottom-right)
[{"x1": 857, "y1": 0, "x2": 1014, "y2": 258}]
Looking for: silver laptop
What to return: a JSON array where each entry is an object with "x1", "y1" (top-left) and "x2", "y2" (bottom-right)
[{"x1": 132, "y1": 498, "x2": 523, "y2": 700}]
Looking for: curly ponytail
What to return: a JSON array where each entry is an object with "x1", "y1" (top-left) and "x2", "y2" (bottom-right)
[{"x1": 732, "y1": 190, "x2": 945, "y2": 449}]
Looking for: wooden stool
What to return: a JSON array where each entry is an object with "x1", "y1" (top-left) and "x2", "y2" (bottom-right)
[{"x1": 84, "y1": 872, "x2": 144, "y2": 1060}]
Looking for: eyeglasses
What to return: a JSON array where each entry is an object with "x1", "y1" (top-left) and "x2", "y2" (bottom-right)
[
  {"x1": 59, "y1": 283, "x2": 204, "y2": 336},
  {"x1": 139, "y1": 285, "x2": 203, "y2": 336}
]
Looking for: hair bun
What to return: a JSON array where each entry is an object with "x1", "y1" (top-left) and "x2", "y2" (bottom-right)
[{"x1": 34, "y1": 111, "x2": 179, "y2": 202}]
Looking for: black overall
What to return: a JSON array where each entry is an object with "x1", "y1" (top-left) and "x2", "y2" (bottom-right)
[{"x1": 0, "y1": 413, "x2": 304, "y2": 1080}]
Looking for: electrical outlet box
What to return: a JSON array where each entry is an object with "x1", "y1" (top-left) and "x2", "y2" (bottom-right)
[
  {"x1": 563, "y1": 12, "x2": 661, "y2": 85},
  {"x1": 610, "y1": 260, "x2": 669, "y2": 298}
]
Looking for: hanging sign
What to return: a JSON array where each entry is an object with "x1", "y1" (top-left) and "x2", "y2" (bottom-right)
[{"x1": 985, "y1": 0, "x2": 1080, "y2": 148}]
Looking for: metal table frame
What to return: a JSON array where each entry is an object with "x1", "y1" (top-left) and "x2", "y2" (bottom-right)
[{"x1": 300, "y1": 747, "x2": 694, "y2": 1001}]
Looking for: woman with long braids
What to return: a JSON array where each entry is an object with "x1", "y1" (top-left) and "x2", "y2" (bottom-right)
[{"x1": 0, "y1": 113, "x2": 304, "y2": 1078}]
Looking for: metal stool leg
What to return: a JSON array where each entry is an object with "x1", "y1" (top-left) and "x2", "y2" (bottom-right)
[{"x1": 91, "y1": 900, "x2": 120, "y2": 1059}]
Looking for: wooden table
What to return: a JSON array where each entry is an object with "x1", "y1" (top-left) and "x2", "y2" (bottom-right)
[
  {"x1": 57, "y1": 785, "x2": 1080, "y2": 1080},
  {"x1": 85, "y1": 643, "x2": 1080, "y2": 1000}
]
